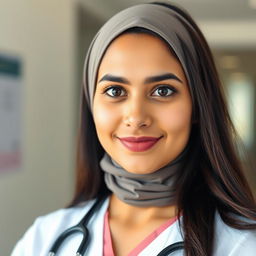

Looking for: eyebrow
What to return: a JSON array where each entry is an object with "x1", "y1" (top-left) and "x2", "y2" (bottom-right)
[{"x1": 98, "y1": 72, "x2": 183, "y2": 85}]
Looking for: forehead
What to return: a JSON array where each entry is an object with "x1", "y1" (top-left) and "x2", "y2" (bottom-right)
[
  {"x1": 102, "y1": 32, "x2": 175, "y2": 59},
  {"x1": 97, "y1": 33, "x2": 181, "y2": 74}
]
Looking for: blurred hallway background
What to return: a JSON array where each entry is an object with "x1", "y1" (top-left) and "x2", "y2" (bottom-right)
[{"x1": 0, "y1": 0, "x2": 255, "y2": 255}]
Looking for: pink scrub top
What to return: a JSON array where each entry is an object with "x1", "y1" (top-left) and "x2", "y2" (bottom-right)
[{"x1": 103, "y1": 210, "x2": 178, "y2": 256}]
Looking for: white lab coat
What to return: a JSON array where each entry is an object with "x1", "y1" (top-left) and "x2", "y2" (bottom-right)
[{"x1": 11, "y1": 196, "x2": 256, "y2": 256}]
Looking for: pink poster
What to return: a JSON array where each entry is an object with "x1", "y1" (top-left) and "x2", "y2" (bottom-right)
[{"x1": 0, "y1": 54, "x2": 22, "y2": 173}]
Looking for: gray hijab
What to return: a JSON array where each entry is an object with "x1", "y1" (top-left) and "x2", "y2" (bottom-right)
[
  {"x1": 100, "y1": 145, "x2": 189, "y2": 207},
  {"x1": 83, "y1": 2, "x2": 197, "y2": 112},
  {"x1": 83, "y1": 2, "x2": 195, "y2": 207}
]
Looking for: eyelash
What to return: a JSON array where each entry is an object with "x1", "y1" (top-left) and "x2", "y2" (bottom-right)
[{"x1": 102, "y1": 85, "x2": 177, "y2": 98}]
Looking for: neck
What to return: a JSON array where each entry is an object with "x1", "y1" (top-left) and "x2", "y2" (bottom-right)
[{"x1": 108, "y1": 194, "x2": 178, "y2": 224}]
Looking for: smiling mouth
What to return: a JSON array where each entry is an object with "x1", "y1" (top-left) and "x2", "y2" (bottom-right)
[{"x1": 117, "y1": 136, "x2": 163, "y2": 152}]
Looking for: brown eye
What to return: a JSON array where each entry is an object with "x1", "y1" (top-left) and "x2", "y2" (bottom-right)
[
  {"x1": 104, "y1": 86, "x2": 126, "y2": 98},
  {"x1": 152, "y1": 86, "x2": 176, "y2": 97}
]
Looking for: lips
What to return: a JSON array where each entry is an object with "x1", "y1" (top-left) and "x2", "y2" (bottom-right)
[{"x1": 117, "y1": 136, "x2": 163, "y2": 152}]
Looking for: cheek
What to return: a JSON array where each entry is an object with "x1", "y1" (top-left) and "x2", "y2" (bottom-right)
[
  {"x1": 93, "y1": 101, "x2": 119, "y2": 139},
  {"x1": 160, "y1": 102, "x2": 192, "y2": 133}
]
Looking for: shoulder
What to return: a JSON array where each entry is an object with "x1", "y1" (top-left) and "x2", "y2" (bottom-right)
[
  {"x1": 11, "y1": 199, "x2": 98, "y2": 256},
  {"x1": 29, "y1": 199, "x2": 97, "y2": 236},
  {"x1": 214, "y1": 211, "x2": 256, "y2": 256},
  {"x1": 35, "y1": 199, "x2": 96, "y2": 229}
]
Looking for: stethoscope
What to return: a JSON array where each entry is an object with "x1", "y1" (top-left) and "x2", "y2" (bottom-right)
[{"x1": 48, "y1": 196, "x2": 184, "y2": 256}]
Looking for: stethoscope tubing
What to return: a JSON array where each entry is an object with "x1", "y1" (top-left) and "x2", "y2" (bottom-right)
[
  {"x1": 157, "y1": 241, "x2": 184, "y2": 255},
  {"x1": 48, "y1": 195, "x2": 108, "y2": 256},
  {"x1": 48, "y1": 195, "x2": 184, "y2": 256}
]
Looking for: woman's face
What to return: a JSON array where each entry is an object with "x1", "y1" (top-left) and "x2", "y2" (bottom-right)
[{"x1": 93, "y1": 33, "x2": 192, "y2": 174}]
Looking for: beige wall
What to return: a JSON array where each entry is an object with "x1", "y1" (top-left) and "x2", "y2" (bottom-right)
[{"x1": 0, "y1": 0, "x2": 77, "y2": 255}]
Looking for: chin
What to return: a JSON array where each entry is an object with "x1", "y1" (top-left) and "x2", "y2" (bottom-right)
[{"x1": 122, "y1": 163, "x2": 158, "y2": 174}]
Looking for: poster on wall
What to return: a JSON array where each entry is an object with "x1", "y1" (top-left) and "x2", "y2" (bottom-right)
[{"x1": 0, "y1": 53, "x2": 22, "y2": 174}]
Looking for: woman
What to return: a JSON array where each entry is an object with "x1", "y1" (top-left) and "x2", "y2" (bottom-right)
[{"x1": 12, "y1": 1, "x2": 256, "y2": 256}]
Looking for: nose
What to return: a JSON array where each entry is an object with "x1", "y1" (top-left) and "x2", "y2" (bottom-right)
[{"x1": 123, "y1": 96, "x2": 152, "y2": 128}]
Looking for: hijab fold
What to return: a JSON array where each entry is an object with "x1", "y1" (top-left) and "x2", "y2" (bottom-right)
[{"x1": 100, "y1": 145, "x2": 189, "y2": 207}]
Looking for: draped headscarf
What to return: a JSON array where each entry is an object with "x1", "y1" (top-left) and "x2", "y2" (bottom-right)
[{"x1": 83, "y1": 2, "x2": 198, "y2": 113}]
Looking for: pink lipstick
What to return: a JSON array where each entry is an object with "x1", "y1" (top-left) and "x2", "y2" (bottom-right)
[{"x1": 118, "y1": 136, "x2": 162, "y2": 152}]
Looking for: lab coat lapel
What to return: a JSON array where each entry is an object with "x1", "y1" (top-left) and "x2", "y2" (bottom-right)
[{"x1": 87, "y1": 196, "x2": 110, "y2": 255}]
